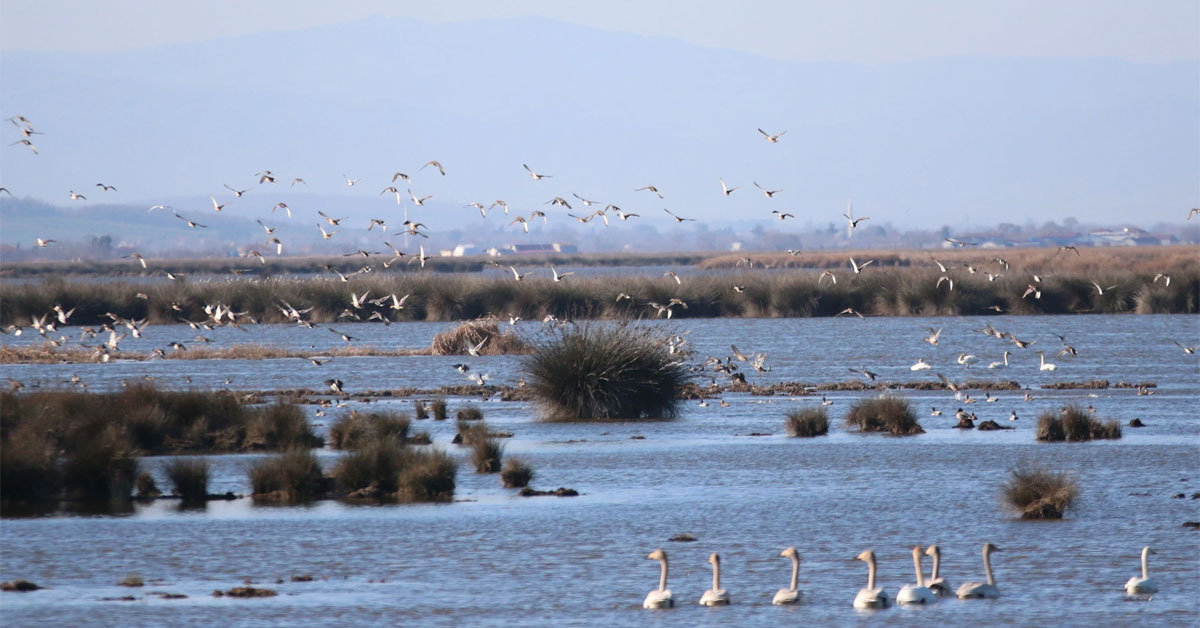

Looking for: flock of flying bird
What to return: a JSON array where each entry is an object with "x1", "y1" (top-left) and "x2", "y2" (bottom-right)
[{"x1": 642, "y1": 544, "x2": 1161, "y2": 609}]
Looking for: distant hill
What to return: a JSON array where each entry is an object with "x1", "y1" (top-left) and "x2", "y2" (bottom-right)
[{"x1": 1, "y1": 15, "x2": 1195, "y2": 250}]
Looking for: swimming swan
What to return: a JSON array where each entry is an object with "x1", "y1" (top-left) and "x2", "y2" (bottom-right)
[
  {"x1": 897, "y1": 546, "x2": 937, "y2": 604},
  {"x1": 699, "y1": 553, "x2": 731, "y2": 606},
  {"x1": 924, "y1": 545, "x2": 952, "y2": 596},
  {"x1": 910, "y1": 358, "x2": 932, "y2": 371},
  {"x1": 643, "y1": 549, "x2": 674, "y2": 609},
  {"x1": 1038, "y1": 351, "x2": 1057, "y2": 371},
  {"x1": 1124, "y1": 546, "x2": 1158, "y2": 596},
  {"x1": 773, "y1": 547, "x2": 802, "y2": 605},
  {"x1": 853, "y1": 550, "x2": 890, "y2": 609},
  {"x1": 957, "y1": 543, "x2": 1001, "y2": 599}
]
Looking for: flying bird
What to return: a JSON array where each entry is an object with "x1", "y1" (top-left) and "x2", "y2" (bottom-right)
[
  {"x1": 95, "y1": 183, "x2": 117, "y2": 191},
  {"x1": 758, "y1": 128, "x2": 786, "y2": 143},
  {"x1": 635, "y1": 185, "x2": 664, "y2": 199},
  {"x1": 422, "y1": 160, "x2": 446, "y2": 175},
  {"x1": 173, "y1": 212, "x2": 207, "y2": 228},
  {"x1": 663, "y1": 208, "x2": 695, "y2": 223},
  {"x1": 754, "y1": 182, "x2": 783, "y2": 198},
  {"x1": 719, "y1": 178, "x2": 739, "y2": 196},
  {"x1": 223, "y1": 184, "x2": 249, "y2": 197},
  {"x1": 523, "y1": 163, "x2": 551, "y2": 180}
]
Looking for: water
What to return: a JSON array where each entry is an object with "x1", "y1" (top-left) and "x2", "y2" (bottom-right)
[{"x1": 2, "y1": 314, "x2": 1198, "y2": 626}]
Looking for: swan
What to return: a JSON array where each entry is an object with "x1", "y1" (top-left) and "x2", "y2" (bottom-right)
[
  {"x1": 897, "y1": 546, "x2": 937, "y2": 604},
  {"x1": 643, "y1": 549, "x2": 675, "y2": 608},
  {"x1": 1038, "y1": 351, "x2": 1057, "y2": 371},
  {"x1": 773, "y1": 547, "x2": 802, "y2": 605},
  {"x1": 957, "y1": 543, "x2": 1001, "y2": 599},
  {"x1": 910, "y1": 358, "x2": 932, "y2": 371},
  {"x1": 957, "y1": 353, "x2": 978, "y2": 368},
  {"x1": 987, "y1": 351, "x2": 1011, "y2": 369},
  {"x1": 924, "y1": 545, "x2": 952, "y2": 596},
  {"x1": 1124, "y1": 546, "x2": 1158, "y2": 596},
  {"x1": 699, "y1": 553, "x2": 731, "y2": 606},
  {"x1": 853, "y1": 550, "x2": 890, "y2": 609}
]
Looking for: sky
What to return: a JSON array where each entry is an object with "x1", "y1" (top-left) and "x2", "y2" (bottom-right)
[{"x1": 2, "y1": 0, "x2": 1197, "y2": 63}]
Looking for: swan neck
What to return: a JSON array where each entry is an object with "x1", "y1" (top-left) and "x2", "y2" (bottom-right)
[
  {"x1": 789, "y1": 555, "x2": 799, "y2": 591},
  {"x1": 1141, "y1": 548, "x2": 1150, "y2": 580},
  {"x1": 866, "y1": 555, "x2": 877, "y2": 590},
  {"x1": 712, "y1": 559, "x2": 720, "y2": 591},
  {"x1": 658, "y1": 558, "x2": 668, "y2": 591},
  {"x1": 983, "y1": 548, "x2": 995, "y2": 586},
  {"x1": 913, "y1": 550, "x2": 925, "y2": 587},
  {"x1": 930, "y1": 551, "x2": 941, "y2": 580}
]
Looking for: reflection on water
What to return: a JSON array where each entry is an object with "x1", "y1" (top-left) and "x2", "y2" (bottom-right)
[{"x1": 1, "y1": 314, "x2": 1198, "y2": 626}]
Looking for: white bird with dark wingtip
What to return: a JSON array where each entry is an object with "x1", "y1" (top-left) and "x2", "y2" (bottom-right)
[
  {"x1": 754, "y1": 181, "x2": 783, "y2": 198},
  {"x1": 758, "y1": 128, "x2": 786, "y2": 143},
  {"x1": 523, "y1": 163, "x2": 550, "y2": 180}
]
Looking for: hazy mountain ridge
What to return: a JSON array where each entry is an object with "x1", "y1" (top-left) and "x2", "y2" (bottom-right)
[{"x1": 1, "y1": 15, "x2": 1195, "y2": 239}]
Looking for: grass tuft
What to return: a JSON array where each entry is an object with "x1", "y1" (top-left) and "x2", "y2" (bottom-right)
[
  {"x1": 500, "y1": 457, "x2": 534, "y2": 488},
  {"x1": 1036, "y1": 405, "x2": 1122, "y2": 442},
  {"x1": 1001, "y1": 463, "x2": 1079, "y2": 519},
  {"x1": 785, "y1": 407, "x2": 829, "y2": 437},
  {"x1": 397, "y1": 448, "x2": 457, "y2": 502},
  {"x1": 431, "y1": 399, "x2": 447, "y2": 421},
  {"x1": 431, "y1": 319, "x2": 529, "y2": 355},
  {"x1": 456, "y1": 405, "x2": 484, "y2": 421},
  {"x1": 523, "y1": 321, "x2": 691, "y2": 420},
  {"x1": 844, "y1": 397, "x2": 924, "y2": 435},
  {"x1": 165, "y1": 457, "x2": 209, "y2": 503},
  {"x1": 328, "y1": 411, "x2": 410, "y2": 449},
  {"x1": 414, "y1": 401, "x2": 428, "y2": 419},
  {"x1": 249, "y1": 448, "x2": 327, "y2": 501},
  {"x1": 472, "y1": 438, "x2": 504, "y2": 473}
]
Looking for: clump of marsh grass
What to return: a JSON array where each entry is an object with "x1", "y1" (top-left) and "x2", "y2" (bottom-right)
[
  {"x1": 397, "y1": 448, "x2": 457, "y2": 502},
  {"x1": 414, "y1": 401, "x2": 428, "y2": 419},
  {"x1": 1001, "y1": 463, "x2": 1079, "y2": 519},
  {"x1": 472, "y1": 438, "x2": 504, "y2": 473},
  {"x1": 244, "y1": 402, "x2": 323, "y2": 451},
  {"x1": 0, "y1": 426, "x2": 60, "y2": 505},
  {"x1": 333, "y1": 439, "x2": 404, "y2": 497},
  {"x1": 328, "y1": 411, "x2": 411, "y2": 449},
  {"x1": 524, "y1": 321, "x2": 692, "y2": 420},
  {"x1": 785, "y1": 407, "x2": 829, "y2": 437},
  {"x1": 454, "y1": 420, "x2": 489, "y2": 446},
  {"x1": 456, "y1": 405, "x2": 484, "y2": 421},
  {"x1": 165, "y1": 458, "x2": 209, "y2": 503},
  {"x1": 500, "y1": 457, "x2": 534, "y2": 488},
  {"x1": 431, "y1": 319, "x2": 529, "y2": 355},
  {"x1": 844, "y1": 397, "x2": 924, "y2": 435},
  {"x1": 249, "y1": 448, "x2": 327, "y2": 501},
  {"x1": 431, "y1": 399, "x2": 448, "y2": 421},
  {"x1": 135, "y1": 472, "x2": 160, "y2": 499},
  {"x1": 1036, "y1": 406, "x2": 1122, "y2": 442},
  {"x1": 59, "y1": 426, "x2": 140, "y2": 502}
]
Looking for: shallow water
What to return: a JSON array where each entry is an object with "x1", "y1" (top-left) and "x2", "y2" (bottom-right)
[{"x1": 2, "y1": 314, "x2": 1198, "y2": 626}]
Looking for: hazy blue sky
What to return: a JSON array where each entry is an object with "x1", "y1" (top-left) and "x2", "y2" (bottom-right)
[{"x1": 2, "y1": 0, "x2": 1197, "y2": 63}]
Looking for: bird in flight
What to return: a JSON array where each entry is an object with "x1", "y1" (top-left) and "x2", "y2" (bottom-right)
[
  {"x1": 68, "y1": 190, "x2": 87, "y2": 200},
  {"x1": 174, "y1": 212, "x2": 207, "y2": 228},
  {"x1": 318, "y1": 211, "x2": 345, "y2": 226},
  {"x1": 635, "y1": 185, "x2": 664, "y2": 199},
  {"x1": 551, "y1": 266, "x2": 574, "y2": 282},
  {"x1": 849, "y1": 258, "x2": 874, "y2": 274},
  {"x1": 272, "y1": 202, "x2": 291, "y2": 218},
  {"x1": 409, "y1": 189, "x2": 433, "y2": 206},
  {"x1": 1057, "y1": 245, "x2": 1080, "y2": 256},
  {"x1": 758, "y1": 128, "x2": 786, "y2": 143},
  {"x1": 771, "y1": 210, "x2": 794, "y2": 220},
  {"x1": 35, "y1": 237, "x2": 55, "y2": 247},
  {"x1": 663, "y1": 208, "x2": 695, "y2": 223},
  {"x1": 343, "y1": 175, "x2": 361, "y2": 186},
  {"x1": 572, "y1": 193, "x2": 600, "y2": 206},
  {"x1": 510, "y1": 266, "x2": 530, "y2": 281},
  {"x1": 423, "y1": 160, "x2": 446, "y2": 176},
  {"x1": 753, "y1": 182, "x2": 782, "y2": 198},
  {"x1": 719, "y1": 178, "x2": 739, "y2": 196},
  {"x1": 210, "y1": 195, "x2": 228, "y2": 212},
  {"x1": 224, "y1": 184, "x2": 249, "y2": 197},
  {"x1": 10, "y1": 139, "x2": 38, "y2": 154},
  {"x1": 95, "y1": 183, "x2": 117, "y2": 192},
  {"x1": 523, "y1": 163, "x2": 551, "y2": 180}
]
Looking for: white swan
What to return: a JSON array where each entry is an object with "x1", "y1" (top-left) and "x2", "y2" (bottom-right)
[
  {"x1": 957, "y1": 353, "x2": 978, "y2": 368},
  {"x1": 1124, "y1": 546, "x2": 1158, "y2": 596},
  {"x1": 699, "y1": 552, "x2": 731, "y2": 606},
  {"x1": 1038, "y1": 351, "x2": 1057, "y2": 371},
  {"x1": 987, "y1": 350, "x2": 1011, "y2": 369},
  {"x1": 910, "y1": 358, "x2": 932, "y2": 371},
  {"x1": 924, "y1": 545, "x2": 952, "y2": 596},
  {"x1": 853, "y1": 550, "x2": 890, "y2": 609},
  {"x1": 773, "y1": 547, "x2": 802, "y2": 605},
  {"x1": 957, "y1": 543, "x2": 1001, "y2": 599},
  {"x1": 897, "y1": 546, "x2": 937, "y2": 604},
  {"x1": 643, "y1": 549, "x2": 674, "y2": 609}
]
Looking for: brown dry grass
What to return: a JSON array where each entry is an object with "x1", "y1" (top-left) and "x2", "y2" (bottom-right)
[
  {"x1": 0, "y1": 344, "x2": 430, "y2": 364},
  {"x1": 430, "y1": 320, "x2": 529, "y2": 355}
]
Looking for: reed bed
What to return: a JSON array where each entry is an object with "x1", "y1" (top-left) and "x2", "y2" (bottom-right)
[
  {"x1": 1001, "y1": 463, "x2": 1079, "y2": 519},
  {"x1": 249, "y1": 447, "x2": 328, "y2": 501},
  {"x1": 3, "y1": 248, "x2": 1195, "y2": 327},
  {"x1": 785, "y1": 407, "x2": 830, "y2": 437},
  {"x1": 1036, "y1": 406, "x2": 1122, "y2": 442},
  {"x1": 524, "y1": 321, "x2": 692, "y2": 420},
  {"x1": 844, "y1": 397, "x2": 924, "y2": 435},
  {"x1": 431, "y1": 320, "x2": 529, "y2": 355}
]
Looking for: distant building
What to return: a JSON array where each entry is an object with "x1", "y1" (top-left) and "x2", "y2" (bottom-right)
[
  {"x1": 1089, "y1": 228, "x2": 1161, "y2": 247},
  {"x1": 451, "y1": 244, "x2": 479, "y2": 257},
  {"x1": 508, "y1": 242, "x2": 577, "y2": 254}
]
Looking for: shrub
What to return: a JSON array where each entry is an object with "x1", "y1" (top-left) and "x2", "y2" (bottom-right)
[
  {"x1": 165, "y1": 458, "x2": 209, "y2": 503},
  {"x1": 431, "y1": 399, "x2": 447, "y2": 421},
  {"x1": 844, "y1": 397, "x2": 924, "y2": 435},
  {"x1": 1037, "y1": 406, "x2": 1122, "y2": 442},
  {"x1": 249, "y1": 448, "x2": 326, "y2": 501},
  {"x1": 135, "y1": 472, "x2": 160, "y2": 499},
  {"x1": 333, "y1": 438, "x2": 403, "y2": 496},
  {"x1": 785, "y1": 407, "x2": 829, "y2": 437},
  {"x1": 245, "y1": 402, "x2": 324, "y2": 451},
  {"x1": 414, "y1": 401, "x2": 428, "y2": 419},
  {"x1": 454, "y1": 420, "x2": 489, "y2": 447},
  {"x1": 431, "y1": 319, "x2": 528, "y2": 355},
  {"x1": 397, "y1": 448, "x2": 457, "y2": 502},
  {"x1": 456, "y1": 405, "x2": 484, "y2": 421},
  {"x1": 328, "y1": 411, "x2": 411, "y2": 449},
  {"x1": 0, "y1": 427, "x2": 60, "y2": 504},
  {"x1": 473, "y1": 438, "x2": 504, "y2": 473},
  {"x1": 1001, "y1": 463, "x2": 1079, "y2": 519},
  {"x1": 500, "y1": 457, "x2": 534, "y2": 488},
  {"x1": 523, "y1": 321, "x2": 692, "y2": 420}
]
